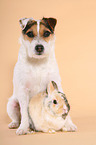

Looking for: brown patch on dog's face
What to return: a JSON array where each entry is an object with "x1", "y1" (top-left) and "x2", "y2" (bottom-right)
[
  {"x1": 22, "y1": 20, "x2": 37, "y2": 42},
  {"x1": 39, "y1": 18, "x2": 57, "y2": 42},
  {"x1": 39, "y1": 23, "x2": 54, "y2": 42},
  {"x1": 20, "y1": 18, "x2": 57, "y2": 43}
]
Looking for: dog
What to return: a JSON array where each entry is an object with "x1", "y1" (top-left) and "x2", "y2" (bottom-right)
[{"x1": 7, "y1": 17, "x2": 77, "y2": 135}]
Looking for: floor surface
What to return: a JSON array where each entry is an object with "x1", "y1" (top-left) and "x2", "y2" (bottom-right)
[{"x1": 0, "y1": 116, "x2": 96, "y2": 145}]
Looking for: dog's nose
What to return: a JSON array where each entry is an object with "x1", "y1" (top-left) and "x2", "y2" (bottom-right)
[{"x1": 35, "y1": 45, "x2": 44, "y2": 53}]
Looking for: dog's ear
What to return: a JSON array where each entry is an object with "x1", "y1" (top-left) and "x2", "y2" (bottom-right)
[
  {"x1": 19, "y1": 17, "x2": 33, "y2": 30},
  {"x1": 42, "y1": 17, "x2": 57, "y2": 33}
]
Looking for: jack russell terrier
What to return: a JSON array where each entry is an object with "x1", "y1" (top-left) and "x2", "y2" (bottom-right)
[{"x1": 7, "y1": 17, "x2": 77, "y2": 135}]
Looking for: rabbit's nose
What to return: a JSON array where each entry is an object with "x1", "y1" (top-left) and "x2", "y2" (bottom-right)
[{"x1": 63, "y1": 105, "x2": 67, "y2": 113}]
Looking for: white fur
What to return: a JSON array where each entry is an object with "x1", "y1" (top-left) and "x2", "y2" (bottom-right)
[
  {"x1": 37, "y1": 20, "x2": 40, "y2": 36},
  {"x1": 29, "y1": 86, "x2": 77, "y2": 133},
  {"x1": 19, "y1": 17, "x2": 33, "y2": 30},
  {"x1": 7, "y1": 19, "x2": 76, "y2": 135}
]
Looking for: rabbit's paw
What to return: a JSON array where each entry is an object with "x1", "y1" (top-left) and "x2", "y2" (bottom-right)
[
  {"x1": 48, "y1": 129, "x2": 56, "y2": 134},
  {"x1": 30, "y1": 130, "x2": 35, "y2": 134}
]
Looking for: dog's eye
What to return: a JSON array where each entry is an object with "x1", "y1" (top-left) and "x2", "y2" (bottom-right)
[
  {"x1": 43, "y1": 31, "x2": 51, "y2": 37},
  {"x1": 53, "y1": 100, "x2": 58, "y2": 104},
  {"x1": 26, "y1": 31, "x2": 34, "y2": 38}
]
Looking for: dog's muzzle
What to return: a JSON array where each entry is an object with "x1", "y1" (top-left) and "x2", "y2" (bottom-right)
[{"x1": 35, "y1": 44, "x2": 44, "y2": 55}]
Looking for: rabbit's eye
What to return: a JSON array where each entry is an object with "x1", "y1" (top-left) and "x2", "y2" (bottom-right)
[{"x1": 53, "y1": 100, "x2": 58, "y2": 104}]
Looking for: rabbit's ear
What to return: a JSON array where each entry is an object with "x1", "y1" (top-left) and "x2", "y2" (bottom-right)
[
  {"x1": 46, "y1": 81, "x2": 58, "y2": 94},
  {"x1": 51, "y1": 81, "x2": 58, "y2": 90}
]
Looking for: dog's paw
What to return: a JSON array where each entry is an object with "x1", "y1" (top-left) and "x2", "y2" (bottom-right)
[
  {"x1": 8, "y1": 122, "x2": 19, "y2": 129},
  {"x1": 16, "y1": 127, "x2": 30, "y2": 135},
  {"x1": 62, "y1": 123, "x2": 77, "y2": 132}
]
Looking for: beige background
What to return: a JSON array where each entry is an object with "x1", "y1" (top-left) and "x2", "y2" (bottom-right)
[{"x1": 0, "y1": 0, "x2": 96, "y2": 145}]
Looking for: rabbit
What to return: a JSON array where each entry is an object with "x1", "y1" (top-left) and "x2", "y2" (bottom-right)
[{"x1": 28, "y1": 81, "x2": 77, "y2": 133}]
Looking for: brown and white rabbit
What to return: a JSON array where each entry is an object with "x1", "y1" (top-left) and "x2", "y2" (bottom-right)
[{"x1": 28, "y1": 81, "x2": 77, "y2": 133}]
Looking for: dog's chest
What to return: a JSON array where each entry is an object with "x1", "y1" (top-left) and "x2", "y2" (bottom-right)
[{"x1": 23, "y1": 64, "x2": 51, "y2": 96}]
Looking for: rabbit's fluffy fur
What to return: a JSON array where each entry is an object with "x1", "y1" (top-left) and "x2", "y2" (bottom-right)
[{"x1": 29, "y1": 81, "x2": 77, "y2": 133}]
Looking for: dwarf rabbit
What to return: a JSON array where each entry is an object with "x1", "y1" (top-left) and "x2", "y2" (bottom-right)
[{"x1": 28, "y1": 81, "x2": 77, "y2": 133}]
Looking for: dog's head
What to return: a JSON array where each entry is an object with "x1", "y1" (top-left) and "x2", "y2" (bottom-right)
[{"x1": 19, "y1": 17, "x2": 57, "y2": 59}]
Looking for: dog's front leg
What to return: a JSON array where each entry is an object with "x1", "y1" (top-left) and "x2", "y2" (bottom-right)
[{"x1": 16, "y1": 89, "x2": 30, "y2": 135}]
